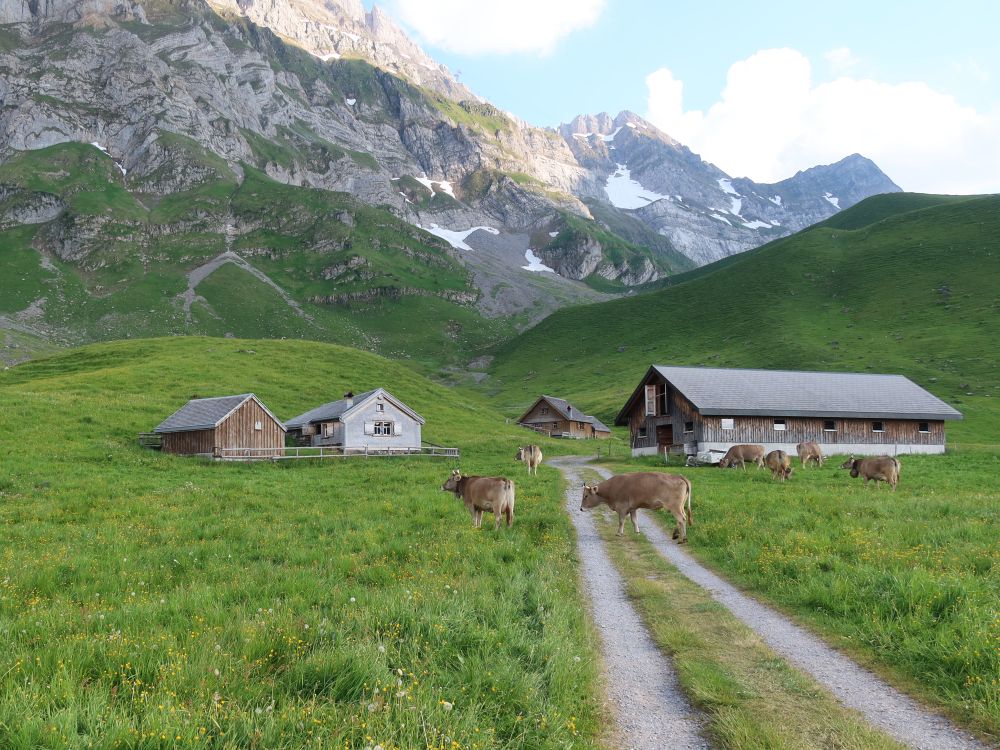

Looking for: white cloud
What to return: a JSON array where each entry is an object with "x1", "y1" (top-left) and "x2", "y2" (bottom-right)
[
  {"x1": 824, "y1": 46, "x2": 859, "y2": 73},
  {"x1": 645, "y1": 48, "x2": 1000, "y2": 194},
  {"x1": 385, "y1": 0, "x2": 606, "y2": 56}
]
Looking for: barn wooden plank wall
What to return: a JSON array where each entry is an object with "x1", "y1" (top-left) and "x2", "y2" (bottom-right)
[{"x1": 161, "y1": 399, "x2": 285, "y2": 457}]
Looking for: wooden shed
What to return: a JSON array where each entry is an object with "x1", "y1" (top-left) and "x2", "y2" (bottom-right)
[
  {"x1": 517, "y1": 395, "x2": 612, "y2": 439},
  {"x1": 616, "y1": 365, "x2": 962, "y2": 457},
  {"x1": 154, "y1": 393, "x2": 285, "y2": 459}
]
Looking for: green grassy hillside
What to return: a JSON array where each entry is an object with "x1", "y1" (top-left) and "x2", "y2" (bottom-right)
[
  {"x1": 0, "y1": 337, "x2": 605, "y2": 748},
  {"x1": 0, "y1": 143, "x2": 512, "y2": 371},
  {"x1": 486, "y1": 193, "x2": 1000, "y2": 444}
]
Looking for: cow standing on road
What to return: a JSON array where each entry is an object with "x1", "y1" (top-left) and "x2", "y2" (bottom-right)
[
  {"x1": 442, "y1": 470, "x2": 515, "y2": 529},
  {"x1": 580, "y1": 472, "x2": 693, "y2": 542},
  {"x1": 840, "y1": 456, "x2": 901, "y2": 491},
  {"x1": 515, "y1": 445, "x2": 543, "y2": 475}
]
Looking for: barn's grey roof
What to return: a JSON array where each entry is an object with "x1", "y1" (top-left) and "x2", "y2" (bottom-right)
[
  {"x1": 521, "y1": 395, "x2": 612, "y2": 433},
  {"x1": 155, "y1": 394, "x2": 285, "y2": 433},
  {"x1": 284, "y1": 388, "x2": 424, "y2": 429},
  {"x1": 615, "y1": 365, "x2": 963, "y2": 424}
]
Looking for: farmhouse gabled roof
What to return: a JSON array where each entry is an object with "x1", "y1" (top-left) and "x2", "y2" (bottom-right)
[
  {"x1": 155, "y1": 394, "x2": 285, "y2": 433},
  {"x1": 519, "y1": 395, "x2": 612, "y2": 433},
  {"x1": 284, "y1": 388, "x2": 425, "y2": 430},
  {"x1": 615, "y1": 365, "x2": 964, "y2": 425}
]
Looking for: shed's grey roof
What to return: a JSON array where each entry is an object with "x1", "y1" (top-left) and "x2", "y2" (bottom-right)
[
  {"x1": 155, "y1": 394, "x2": 285, "y2": 433},
  {"x1": 284, "y1": 388, "x2": 425, "y2": 429},
  {"x1": 522, "y1": 395, "x2": 612, "y2": 432},
  {"x1": 636, "y1": 365, "x2": 962, "y2": 421}
]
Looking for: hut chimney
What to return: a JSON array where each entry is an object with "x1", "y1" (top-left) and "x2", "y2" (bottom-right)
[{"x1": 343, "y1": 390, "x2": 354, "y2": 407}]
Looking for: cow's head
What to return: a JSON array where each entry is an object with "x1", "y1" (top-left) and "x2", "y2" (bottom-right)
[
  {"x1": 783, "y1": 466, "x2": 794, "y2": 479},
  {"x1": 515, "y1": 447, "x2": 525, "y2": 462},
  {"x1": 441, "y1": 469, "x2": 462, "y2": 492},
  {"x1": 718, "y1": 457, "x2": 730, "y2": 468},
  {"x1": 839, "y1": 456, "x2": 856, "y2": 470},
  {"x1": 580, "y1": 483, "x2": 603, "y2": 511}
]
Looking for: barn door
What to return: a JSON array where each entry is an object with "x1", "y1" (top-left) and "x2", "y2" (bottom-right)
[{"x1": 656, "y1": 424, "x2": 673, "y2": 448}]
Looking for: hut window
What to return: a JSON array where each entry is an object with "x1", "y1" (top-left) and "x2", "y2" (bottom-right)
[
  {"x1": 773, "y1": 419, "x2": 786, "y2": 431},
  {"x1": 918, "y1": 421, "x2": 930, "y2": 433},
  {"x1": 823, "y1": 420, "x2": 837, "y2": 432},
  {"x1": 254, "y1": 420, "x2": 262, "y2": 431},
  {"x1": 540, "y1": 406, "x2": 549, "y2": 415},
  {"x1": 721, "y1": 418, "x2": 734, "y2": 430},
  {"x1": 872, "y1": 421, "x2": 885, "y2": 432},
  {"x1": 683, "y1": 421, "x2": 694, "y2": 433}
]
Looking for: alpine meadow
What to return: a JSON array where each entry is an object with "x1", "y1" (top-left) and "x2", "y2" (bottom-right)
[{"x1": 2, "y1": 0, "x2": 999, "y2": 748}]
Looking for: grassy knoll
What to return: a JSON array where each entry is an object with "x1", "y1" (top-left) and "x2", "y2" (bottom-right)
[
  {"x1": 0, "y1": 338, "x2": 605, "y2": 749},
  {"x1": 486, "y1": 193, "x2": 1000, "y2": 444},
  {"x1": 580, "y1": 466, "x2": 903, "y2": 749},
  {"x1": 593, "y1": 455, "x2": 999, "y2": 742}
]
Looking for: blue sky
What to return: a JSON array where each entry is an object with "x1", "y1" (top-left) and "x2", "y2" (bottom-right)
[{"x1": 373, "y1": 0, "x2": 1000, "y2": 192}]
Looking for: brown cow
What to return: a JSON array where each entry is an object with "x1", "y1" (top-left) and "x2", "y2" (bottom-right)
[
  {"x1": 718, "y1": 444, "x2": 765, "y2": 470},
  {"x1": 839, "y1": 456, "x2": 901, "y2": 491},
  {"x1": 765, "y1": 450, "x2": 793, "y2": 481},
  {"x1": 515, "y1": 445, "x2": 543, "y2": 476},
  {"x1": 580, "y1": 472, "x2": 693, "y2": 542},
  {"x1": 796, "y1": 441, "x2": 825, "y2": 468},
  {"x1": 442, "y1": 470, "x2": 515, "y2": 529}
]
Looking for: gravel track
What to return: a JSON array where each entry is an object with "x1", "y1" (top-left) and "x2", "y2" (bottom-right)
[
  {"x1": 561, "y1": 458, "x2": 991, "y2": 750},
  {"x1": 554, "y1": 458, "x2": 709, "y2": 750}
]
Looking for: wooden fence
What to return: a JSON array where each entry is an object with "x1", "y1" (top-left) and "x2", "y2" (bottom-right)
[{"x1": 217, "y1": 445, "x2": 460, "y2": 461}]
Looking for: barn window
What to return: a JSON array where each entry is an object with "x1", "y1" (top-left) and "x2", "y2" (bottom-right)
[
  {"x1": 254, "y1": 420, "x2": 262, "y2": 431},
  {"x1": 823, "y1": 420, "x2": 837, "y2": 431},
  {"x1": 684, "y1": 421, "x2": 694, "y2": 433},
  {"x1": 872, "y1": 421, "x2": 885, "y2": 432},
  {"x1": 721, "y1": 418, "x2": 734, "y2": 430},
  {"x1": 637, "y1": 425, "x2": 647, "y2": 439},
  {"x1": 918, "y1": 421, "x2": 930, "y2": 433},
  {"x1": 645, "y1": 385, "x2": 657, "y2": 416},
  {"x1": 773, "y1": 419, "x2": 786, "y2": 431},
  {"x1": 540, "y1": 406, "x2": 549, "y2": 415}
]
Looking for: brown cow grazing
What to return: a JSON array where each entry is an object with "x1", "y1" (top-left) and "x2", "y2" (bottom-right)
[
  {"x1": 796, "y1": 441, "x2": 825, "y2": 468},
  {"x1": 580, "y1": 472, "x2": 693, "y2": 542},
  {"x1": 442, "y1": 470, "x2": 515, "y2": 529},
  {"x1": 765, "y1": 450, "x2": 793, "y2": 481},
  {"x1": 515, "y1": 445, "x2": 543, "y2": 476},
  {"x1": 718, "y1": 444, "x2": 765, "y2": 470},
  {"x1": 839, "y1": 456, "x2": 901, "y2": 491}
]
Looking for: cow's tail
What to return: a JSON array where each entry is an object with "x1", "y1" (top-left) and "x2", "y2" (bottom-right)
[{"x1": 683, "y1": 475, "x2": 693, "y2": 526}]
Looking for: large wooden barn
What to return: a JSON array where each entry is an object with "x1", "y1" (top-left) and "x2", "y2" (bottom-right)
[
  {"x1": 616, "y1": 365, "x2": 962, "y2": 457},
  {"x1": 154, "y1": 393, "x2": 286, "y2": 458},
  {"x1": 517, "y1": 395, "x2": 612, "y2": 439}
]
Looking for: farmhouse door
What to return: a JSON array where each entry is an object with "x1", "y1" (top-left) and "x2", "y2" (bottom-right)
[{"x1": 656, "y1": 424, "x2": 673, "y2": 449}]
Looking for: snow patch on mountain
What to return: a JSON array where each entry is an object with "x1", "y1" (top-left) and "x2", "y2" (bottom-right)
[
  {"x1": 770, "y1": 195, "x2": 783, "y2": 206},
  {"x1": 823, "y1": 192, "x2": 841, "y2": 209},
  {"x1": 742, "y1": 220, "x2": 772, "y2": 229},
  {"x1": 422, "y1": 224, "x2": 498, "y2": 251},
  {"x1": 710, "y1": 213, "x2": 732, "y2": 225},
  {"x1": 522, "y1": 249, "x2": 555, "y2": 273},
  {"x1": 90, "y1": 141, "x2": 126, "y2": 175},
  {"x1": 604, "y1": 164, "x2": 670, "y2": 210},
  {"x1": 729, "y1": 197, "x2": 743, "y2": 216},
  {"x1": 415, "y1": 176, "x2": 456, "y2": 199},
  {"x1": 718, "y1": 178, "x2": 739, "y2": 196}
]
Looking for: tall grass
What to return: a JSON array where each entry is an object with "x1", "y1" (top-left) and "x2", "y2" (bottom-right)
[{"x1": 0, "y1": 338, "x2": 605, "y2": 748}]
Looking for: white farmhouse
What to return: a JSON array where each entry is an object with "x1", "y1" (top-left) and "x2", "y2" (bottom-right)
[{"x1": 284, "y1": 389, "x2": 424, "y2": 452}]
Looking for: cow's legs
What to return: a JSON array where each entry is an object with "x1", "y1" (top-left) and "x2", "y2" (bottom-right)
[
  {"x1": 671, "y1": 509, "x2": 687, "y2": 543},
  {"x1": 616, "y1": 512, "x2": 626, "y2": 536},
  {"x1": 629, "y1": 509, "x2": 640, "y2": 533},
  {"x1": 494, "y1": 510, "x2": 502, "y2": 531},
  {"x1": 505, "y1": 505, "x2": 514, "y2": 527}
]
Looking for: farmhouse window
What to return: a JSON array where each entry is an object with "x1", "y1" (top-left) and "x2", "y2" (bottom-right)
[
  {"x1": 773, "y1": 419, "x2": 786, "y2": 431},
  {"x1": 918, "y1": 421, "x2": 930, "y2": 433},
  {"x1": 683, "y1": 421, "x2": 694, "y2": 433},
  {"x1": 823, "y1": 420, "x2": 837, "y2": 431},
  {"x1": 721, "y1": 418, "x2": 734, "y2": 430},
  {"x1": 645, "y1": 385, "x2": 657, "y2": 416},
  {"x1": 374, "y1": 421, "x2": 393, "y2": 436},
  {"x1": 376, "y1": 403, "x2": 385, "y2": 412},
  {"x1": 254, "y1": 420, "x2": 262, "y2": 431},
  {"x1": 872, "y1": 421, "x2": 885, "y2": 432}
]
